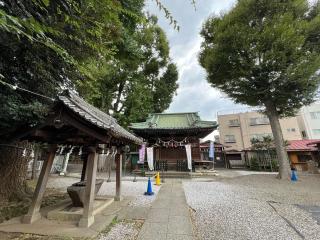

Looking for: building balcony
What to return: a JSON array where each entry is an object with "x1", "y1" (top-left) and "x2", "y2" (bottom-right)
[
  {"x1": 249, "y1": 122, "x2": 270, "y2": 126},
  {"x1": 249, "y1": 117, "x2": 270, "y2": 126},
  {"x1": 228, "y1": 119, "x2": 240, "y2": 127},
  {"x1": 229, "y1": 123, "x2": 240, "y2": 127}
]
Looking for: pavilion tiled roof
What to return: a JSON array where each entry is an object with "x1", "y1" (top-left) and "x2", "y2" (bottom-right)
[
  {"x1": 58, "y1": 91, "x2": 142, "y2": 145},
  {"x1": 130, "y1": 112, "x2": 217, "y2": 130}
]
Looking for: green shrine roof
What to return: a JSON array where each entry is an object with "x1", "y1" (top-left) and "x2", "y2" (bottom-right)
[{"x1": 130, "y1": 112, "x2": 217, "y2": 130}]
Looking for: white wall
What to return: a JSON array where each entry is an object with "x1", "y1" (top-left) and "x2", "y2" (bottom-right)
[{"x1": 297, "y1": 102, "x2": 320, "y2": 139}]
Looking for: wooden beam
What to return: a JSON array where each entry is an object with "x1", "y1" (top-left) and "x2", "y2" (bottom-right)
[
  {"x1": 33, "y1": 129, "x2": 53, "y2": 139},
  {"x1": 80, "y1": 154, "x2": 88, "y2": 182},
  {"x1": 62, "y1": 112, "x2": 111, "y2": 144},
  {"x1": 4, "y1": 122, "x2": 50, "y2": 144},
  {"x1": 22, "y1": 145, "x2": 57, "y2": 224},
  {"x1": 114, "y1": 149, "x2": 123, "y2": 201},
  {"x1": 78, "y1": 146, "x2": 98, "y2": 228}
]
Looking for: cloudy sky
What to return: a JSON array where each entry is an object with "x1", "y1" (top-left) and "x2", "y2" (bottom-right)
[{"x1": 146, "y1": 0, "x2": 247, "y2": 121}]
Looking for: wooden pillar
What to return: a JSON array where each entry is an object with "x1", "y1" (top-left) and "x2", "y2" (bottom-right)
[
  {"x1": 114, "y1": 149, "x2": 123, "y2": 201},
  {"x1": 80, "y1": 154, "x2": 88, "y2": 182},
  {"x1": 22, "y1": 145, "x2": 57, "y2": 224},
  {"x1": 78, "y1": 147, "x2": 98, "y2": 228}
]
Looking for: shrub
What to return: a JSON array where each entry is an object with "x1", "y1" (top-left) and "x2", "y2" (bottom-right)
[
  {"x1": 271, "y1": 159, "x2": 279, "y2": 172},
  {"x1": 250, "y1": 157, "x2": 260, "y2": 171}
]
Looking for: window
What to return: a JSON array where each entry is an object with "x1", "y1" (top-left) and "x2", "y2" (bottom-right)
[
  {"x1": 312, "y1": 129, "x2": 320, "y2": 135},
  {"x1": 249, "y1": 117, "x2": 269, "y2": 125},
  {"x1": 302, "y1": 131, "x2": 307, "y2": 138},
  {"x1": 310, "y1": 111, "x2": 320, "y2": 119},
  {"x1": 298, "y1": 154, "x2": 312, "y2": 162},
  {"x1": 225, "y1": 135, "x2": 236, "y2": 143},
  {"x1": 287, "y1": 128, "x2": 296, "y2": 132},
  {"x1": 228, "y1": 119, "x2": 240, "y2": 127}
]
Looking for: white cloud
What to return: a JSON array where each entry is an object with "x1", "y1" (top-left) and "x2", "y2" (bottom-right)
[{"x1": 146, "y1": 0, "x2": 243, "y2": 121}]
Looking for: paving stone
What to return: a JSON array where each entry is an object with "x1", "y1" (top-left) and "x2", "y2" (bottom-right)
[
  {"x1": 170, "y1": 197, "x2": 187, "y2": 205},
  {"x1": 124, "y1": 207, "x2": 149, "y2": 220},
  {"x1": 139, "y1": 222, "x2": 168, "y2": 236},
  {"x1": 171, "y1": 191, "x2": 185, "y2": 198},
  {"x1": 169, "y1": 206, "x2": 190, "y2": 217},
  {"x1": 151, "y1": 200, "x2": 172, "y2": 209},
  {"x1": 146, "y1": 208, "x2": 170, "y2": 223},
  {"x1": 166, "y1": 234, "x2": 194, "y2": 240},
  {"x1": 101, "y1": 204, "x2": 122, "y2": 216},
  {"x1": 136, "y1": 182, "x2": 194, "y2": 239},
  {"x1": 137, "y1": 233, "x2": 167, "y2": 240},
  {"x1": 167, "y1": 216, "x2": 193, "y2": 235},
  {"x1": 156, "y1": 194, "x2": 171, "y2": 200}
]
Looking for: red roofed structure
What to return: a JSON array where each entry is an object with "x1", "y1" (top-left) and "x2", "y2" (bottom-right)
[
  {"x1": 286, "y1": 139, "x2": 319, "y2": 152},
  {"x1": 286, "y1": 139, "x2": 320, "y2": 171}
]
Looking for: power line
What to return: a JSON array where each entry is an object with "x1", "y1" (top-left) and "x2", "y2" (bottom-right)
[{"x1": 0, "y1": 78, "x2": 54, "y2": 102}]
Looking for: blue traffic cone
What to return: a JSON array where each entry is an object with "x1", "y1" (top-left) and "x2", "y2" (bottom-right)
[
  {"x1": 144, "y1": 177, "x2": 154, "y2": 195},
  {"x1": 291, "y1": 170, "x2": 298, "y2": 182}
]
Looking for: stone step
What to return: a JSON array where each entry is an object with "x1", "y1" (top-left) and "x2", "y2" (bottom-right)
[
  {"x1": 145, "y1": 171, "x2": 192, "y2": 179},
  {"x1": 144, "y1": 171, "x2": 219, "y2": 178}
]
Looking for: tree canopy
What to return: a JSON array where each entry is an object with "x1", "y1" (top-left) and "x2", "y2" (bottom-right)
[
  {"x1": 0, "y1": 0, "x2": 178, "y2": 138},
  {"x1": 200, "y1": 0, "x2": 320, "y2": 115},
  {"x1": 199, "y1": 0, "x2": 320, "y2": 179},
  {"x1": 77, "y1": 15, "x2": 178, "y2": 126}
]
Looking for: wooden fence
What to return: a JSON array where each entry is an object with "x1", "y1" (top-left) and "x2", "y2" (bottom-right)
[{"x1": 245, "y1": 150, "x2": 279, "y2": 171}]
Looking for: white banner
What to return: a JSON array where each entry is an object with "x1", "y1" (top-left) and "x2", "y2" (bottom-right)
[
  {"x1": 185, "y1": 144, "x2": 192, "y2": 171},
  {"x1": 209, "y1": 141, "x2": 215, "y2": 160},
  {"x1": 146, "y1": 147, "x2": 154, "y2": 171},
  {"x1": 138, "y1": 143, "x2": 146, "y2": 164}
]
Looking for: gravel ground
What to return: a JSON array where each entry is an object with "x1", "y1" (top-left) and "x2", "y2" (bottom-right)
[
  {"x1": 183, "y1": 174, "x2": 320, "y2": 240},
  {"x1": 48, "y1": 176, "x2": 160, "y2": 207},
  {"x1": 98, "y1": 221, "x2": 143, "y2": 240},
  {"x1": 98, "y1": 181, "x2": 160, "y2": 207},
  {"x1": 47, "y1": 176, "x2": 78, "y2": 191}
]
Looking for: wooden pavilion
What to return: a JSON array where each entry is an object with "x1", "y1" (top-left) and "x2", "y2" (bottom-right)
[
  {"x1": 129, "y1": 112, "x2": 217, "y2": 171},
  {"x1": 7, "y1": 90, "x2": 142, "y2": 228}
]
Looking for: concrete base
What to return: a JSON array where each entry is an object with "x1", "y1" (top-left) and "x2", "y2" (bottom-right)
[
  {"x1": 47, "y1": 197, "x2": 114, "y2": 222},
  {"x1": 0, "y1": 197, "x2": 125, "y2": 238},
  {"x1": 21, "y1": 212, "x2": 41, "y2": 224},
  {"x1": 78, "y1": 216, "x2": 94, "y2": 228},
  {"x1": 114, "y1": 196, "x2": 123, "y2": 201}
]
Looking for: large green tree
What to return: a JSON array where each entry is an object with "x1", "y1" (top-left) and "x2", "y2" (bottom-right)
[
  {"x1": 78, "y1": 15, "x2": 178, "y2": 126},
  {"x1": 0, "y1": 0, "x2": 127, "y2": 139},
  {"x1": 0, "y1": 0, "x2": 178, "y2": 134},
  {"x1": 199, "y1": 0, "x2": 320, "y2": 179}
]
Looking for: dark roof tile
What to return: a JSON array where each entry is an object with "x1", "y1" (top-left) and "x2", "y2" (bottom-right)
[{"x1": 58, "y1": 91, "x2": 142, "y2": 145}]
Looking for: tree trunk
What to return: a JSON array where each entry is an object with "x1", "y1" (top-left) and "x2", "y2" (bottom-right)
[
  {"x1": 265, "y1": 102, "x2": 291, "y2": 179},
  {"x1": 0, "y1": 142, "x2": 32, "y2": 201},
  {"x1": 113, "y1": 81, "x2": 125, "y2": 113}
]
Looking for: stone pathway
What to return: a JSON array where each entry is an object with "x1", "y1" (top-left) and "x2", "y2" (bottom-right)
[{"x1": 137, "y1": 180, "x2": 195, "y2": 240}]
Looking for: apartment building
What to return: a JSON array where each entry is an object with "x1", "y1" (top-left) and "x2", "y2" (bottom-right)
[
  {"x1": 297, "y1": 102, "x2": 320, "y2": 140},
  {"x1": 218, "y1": 111, "x2": 302, "y2": 152}
]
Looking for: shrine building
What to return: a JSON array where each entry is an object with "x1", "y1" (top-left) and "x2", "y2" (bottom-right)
[{"x1": 129, "y1": 112, "x2": 218, "y2": 171}]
